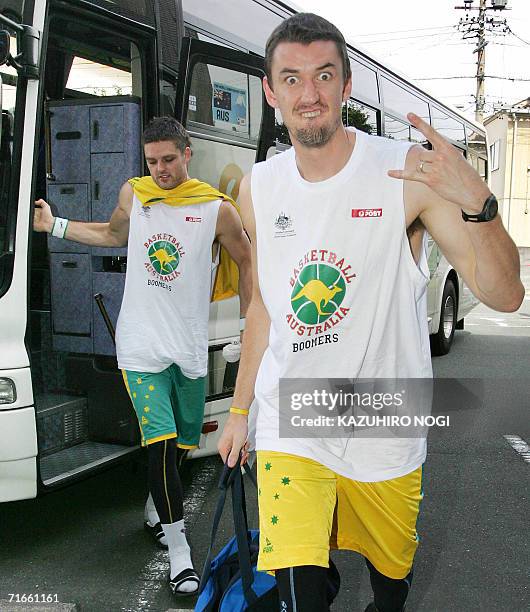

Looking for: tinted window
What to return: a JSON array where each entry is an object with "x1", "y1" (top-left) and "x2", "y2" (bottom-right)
[
  {"x1": 343, "y1": 100, "x2": 377, "y2": 135},
  {"x1": 87, "y1": 0, "x2": 155, "y2": 24},
  {"x1": 0, "y1": 27, "x2": 20, "y2": 294},
  {"x1": 182, "y1": 0, "x2": 287, "y2": 51},
  {"x1": 382, "y1": 77, "x2": 429, "y2": 123},
  {"x1": 431, "y1": 106, "x2": 465, "y2": 143},
  {"x1": 384, "y1": 115, "x2": 427, "y2": 145},
  {"x1": 188, "y1": 62, "x2": 262, "y2": 141},
  {"x1": 384, "y1": 115, "x2": 409, "y2": 141},
  {"x1": 350, "y1": 58, "x2": 379, "y2": 102}
]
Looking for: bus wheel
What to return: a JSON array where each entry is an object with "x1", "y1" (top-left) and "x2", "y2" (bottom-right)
[{"x1": 430, "y1": 278, "x2": 457, "y2": 356}]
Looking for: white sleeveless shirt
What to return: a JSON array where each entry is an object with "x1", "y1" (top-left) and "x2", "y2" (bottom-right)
[
  {"x1": 116, "y1": 194, "x2": 221, "y2": 378},
  {"x1": 251, "y1": 129, "x2": 432, "y2": 482}
]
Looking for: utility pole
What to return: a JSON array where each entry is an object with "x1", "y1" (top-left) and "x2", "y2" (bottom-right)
[
  {"x1": 455, "y1": 0, "x2": 509, "y2": 123},
  {"x1": 475, "y1": 0, "x2": 486, "y2": 124}
]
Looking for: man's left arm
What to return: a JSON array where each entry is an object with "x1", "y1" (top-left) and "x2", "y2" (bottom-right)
[
  {"x1": 215, "y1": 200, "x2": 252, "y2": 317},
  {"x1": 390, "y1": 113, "x2": 524, "y2": 313}
]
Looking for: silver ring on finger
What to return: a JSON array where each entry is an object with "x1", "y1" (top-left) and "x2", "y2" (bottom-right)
[{"x1": 419, "y1": 160, "x2": 426, "y2": 173}]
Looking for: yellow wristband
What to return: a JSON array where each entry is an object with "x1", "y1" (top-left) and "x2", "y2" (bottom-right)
[{"x1": 230, "y1": 406, "x2": 249, "y2": 416}]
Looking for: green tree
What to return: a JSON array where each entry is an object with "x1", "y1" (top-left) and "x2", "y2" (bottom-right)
[
  {"x1": 342, "y1": 104, "x2": 374, "y2": 134},
  {"x1": 275, "y1": 103, "x2": 374, "y2": 145}
]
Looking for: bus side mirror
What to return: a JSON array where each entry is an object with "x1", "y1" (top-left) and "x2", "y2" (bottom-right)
[{"x1": 0, "y1": 30, "x2": 9, "y2": 66}]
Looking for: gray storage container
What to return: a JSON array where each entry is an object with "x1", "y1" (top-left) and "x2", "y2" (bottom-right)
[{"x1": 46, "y1": 96, "x2": 141, "y2": 356}]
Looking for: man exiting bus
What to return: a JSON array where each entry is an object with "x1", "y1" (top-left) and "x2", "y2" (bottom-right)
[
  {"x1": 218, "y1": 13, "x2": 524, "y2": 612},
  {"x1": 34, "y1": 117, "x2": 252, "y2": 598}
]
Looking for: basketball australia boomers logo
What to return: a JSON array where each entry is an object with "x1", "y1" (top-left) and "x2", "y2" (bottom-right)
[
  {"x1": 287, "y1": 249, "x2": 355, "y2": 352},
  {"x1": 148, "y1": 241, "x2": 180, "y2": 275},
  {"x1": 144, "y1": 234, "x2": 185, "y2": 286}
]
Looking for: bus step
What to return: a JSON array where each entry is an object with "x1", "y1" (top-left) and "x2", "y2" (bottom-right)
[
  {"x1": 40, "y1": 441, "x2": 139, "y2": 487},
  {"x1": 35, "y1": 393, "x2": 88, "y2": 457}
]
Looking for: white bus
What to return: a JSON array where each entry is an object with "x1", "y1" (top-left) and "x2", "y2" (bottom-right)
[{"x1": 0, "y1": 0, "x2": 486, "y2": 502}]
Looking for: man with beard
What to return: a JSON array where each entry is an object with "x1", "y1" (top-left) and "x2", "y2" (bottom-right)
[
  {"x1": 218, "y1": 12, "x2": 523, "y2": 612},
  {"x1": 34, "y1": 117, "x2": 251, "y2": 599}
]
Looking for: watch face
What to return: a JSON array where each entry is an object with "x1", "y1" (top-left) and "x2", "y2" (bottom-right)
[{"x1": 485, "y1": 196, "x2": 498, "y2": 220}]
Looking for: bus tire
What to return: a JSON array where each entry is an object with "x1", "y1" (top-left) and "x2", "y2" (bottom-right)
[{"x1": 430, "y1": 278, "x2": 457, "y2": 356}]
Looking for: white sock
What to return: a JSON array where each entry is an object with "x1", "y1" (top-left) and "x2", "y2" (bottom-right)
[
  {"x1": 144, "y1": 493, "x2": 160, "y2": 525},
  {"x1": 162, "y1": 519, "x2": 196, "y2": 593},
  {"x1": 144, "y1": 494, "x2": 168, "y2": 547}
]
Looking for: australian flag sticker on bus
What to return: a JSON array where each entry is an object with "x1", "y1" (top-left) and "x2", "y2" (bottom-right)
[{"x1": 351, "y1": 208, "x2": 383, "y2": 218}]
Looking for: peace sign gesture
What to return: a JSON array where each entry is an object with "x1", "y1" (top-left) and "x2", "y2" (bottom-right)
[{"x1": 388, "y1": 113, "x2": 491, "y2": 213}]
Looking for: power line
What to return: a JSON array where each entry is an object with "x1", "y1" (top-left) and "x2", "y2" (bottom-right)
[
  {"x1": 508, "y1": 29, "x2": 530, "y2": 46},
  {"x1": 357, "y1": 30, "x2": 454, "y2": 44},
  {"x1": 352, "y1": 25, "x2": 455, "y2": 37},
  {"x1": 414, "y1": 75, "x2": 530, "y2": 82}
]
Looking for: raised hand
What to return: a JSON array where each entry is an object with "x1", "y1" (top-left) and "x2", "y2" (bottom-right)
[
  {"x1": 388, "y1": 113, "x2": 491, "y2": 214},
  {"x1": 34, "y1": 199, "x2": 55, "y2": 233}
]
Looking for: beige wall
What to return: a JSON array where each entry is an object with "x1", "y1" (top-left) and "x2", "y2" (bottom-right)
[{"x1": 486, "y1": 114, "x2": 530, "y2": 247}]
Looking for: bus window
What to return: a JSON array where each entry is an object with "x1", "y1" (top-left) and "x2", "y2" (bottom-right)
[
  {"x1": 431, "y1": 106, "x2": 465, "y2": 145},
  {"x1": 349, "y1": 58, "x2": 379, "y2": 103},
  {"x1": 65, "y1": 56, "x2": 133, "y2": 97},
  {"x1": 182, "y1": 0, "x2": 286, "y2": 52},
  {"x1": 0, "y1": 28, "x2": 18, "y2": 293},
  {"x1": 188, "y1": 62, "x2": 262, "y2": 141},
  {"x1": 343, "y1": 99, "x2": 377, "y2": 135},
  {"x1": 384, "y1": 114, "x2": 428, "y2": 146},
  {"x1": 161, "y1": 73, "x2": 177, "y2": 116},
  {"x1": 381, "y1": 76, "x2": 430, "y2": 124},
  {"x1": 384, "y1": 115, "x2": 409, "y2": 141},
  {"x1": 274, "y1": 108, "x2": 291, "y2": 147},
  {"x1": 410, "y1": 126, "x2": 428, "y2": 146}
]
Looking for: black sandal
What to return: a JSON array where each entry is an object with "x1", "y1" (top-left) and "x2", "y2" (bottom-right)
[
  {"x1": 169, "y1": 567, "x2": 200, "y2": 597},
  {"x1": 143, "y1": 521, "x2": 168, "y2": 549}
]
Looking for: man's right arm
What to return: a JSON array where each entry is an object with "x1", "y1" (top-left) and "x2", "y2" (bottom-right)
[
  {"x1": 34, "y1": 181, "x2": 133, "y2": 248},
  {"x1": 218, "y1": 173, "x2": 271, "y2": 468}
]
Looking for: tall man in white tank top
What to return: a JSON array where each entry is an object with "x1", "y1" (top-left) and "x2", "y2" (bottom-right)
[
  {"x1": 218, "y1": 13, "x2": 524, "y2": 612},
  {"x1": 34, "y1": 118, "x2": 252, "y2": 599}
]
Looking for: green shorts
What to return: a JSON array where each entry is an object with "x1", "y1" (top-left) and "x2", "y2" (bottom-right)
[{"x1": 122, "y1": 364, "x2": 206, "y2": 448}]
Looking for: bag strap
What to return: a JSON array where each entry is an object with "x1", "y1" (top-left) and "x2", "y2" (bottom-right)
[
  {"x1": 241, "y1": 461, "x2": 258, "y2": 489},
  {"x1": 198, "y1": 457, "x2": 259, "y2": 599},
  {"x1": 231, "y1": 465, "x2": 258, "y2": 605},
  {"x1": 198, "y1": 459, "x2": 240, "y2": 593}
]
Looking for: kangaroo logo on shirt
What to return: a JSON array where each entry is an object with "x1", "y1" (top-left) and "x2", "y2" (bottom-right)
[
  {"x1": 287, "y1": 249, "x2": 356, "y2": 351},
  {"x1": 144, "y1": 233, "x2": 186, "y2": 286},
  {"x1": 291, "y1": 266, "x2": 345, "y2": 324},
  {"x1": 148, "y1": 241, "x2": 180, "y2": 275}
]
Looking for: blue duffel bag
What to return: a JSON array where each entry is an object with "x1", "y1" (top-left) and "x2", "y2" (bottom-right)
[{"x1": 195, "y1": 458, "x2": 340, "y2": 611}]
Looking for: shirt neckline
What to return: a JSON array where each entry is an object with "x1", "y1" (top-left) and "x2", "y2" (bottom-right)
[{"x1": 289, "y1": 127, "x2": 366, "y2": 190}]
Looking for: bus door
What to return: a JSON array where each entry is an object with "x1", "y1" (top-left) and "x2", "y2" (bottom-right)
[
  {"x1": 174, "y1": 38, "x2": 274, "y2": 454},
  {"x1": 0, "y1": 0, "x2": 43, "y2": 502},
  {"x1": 20, "y1": 1, "x2": 158, "y2": 500}
]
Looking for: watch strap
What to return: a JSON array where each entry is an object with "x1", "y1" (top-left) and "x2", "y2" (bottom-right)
[{"x1": 461, "y1": 194, "x2": 497, "y2": 223}]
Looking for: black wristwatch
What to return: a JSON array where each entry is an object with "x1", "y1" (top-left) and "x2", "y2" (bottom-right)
[{"x1": 461, "y1": 194, "x2": 498, "y2": 223}]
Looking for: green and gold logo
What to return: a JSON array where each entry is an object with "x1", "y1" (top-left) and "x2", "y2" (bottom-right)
[
  {"x1": 291, "y1": 263, "x2": 346, "y2": 325},
  {"x1": 147, "y1": 241, "x2": 180, "y2": 276}
]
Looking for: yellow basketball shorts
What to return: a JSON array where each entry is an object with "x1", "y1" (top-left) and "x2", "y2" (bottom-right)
[{"x1": 256, "y1": 451, "x2": 423, "y2": 580}]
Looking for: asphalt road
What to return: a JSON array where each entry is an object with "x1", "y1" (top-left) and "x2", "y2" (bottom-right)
[{"x1": 0, "y1": 265, "x2": 528, "y2": 612}]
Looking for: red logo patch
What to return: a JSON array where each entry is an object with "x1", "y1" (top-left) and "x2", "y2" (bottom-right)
[
  {"x1": 351, "y1": 208, "x2": 382, "y2": 218},
  {"x1": 185, "y1": 216, "x2": 202, "y2": 223}
]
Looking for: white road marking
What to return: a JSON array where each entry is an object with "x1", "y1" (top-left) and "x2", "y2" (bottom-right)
[{"x1": 503, "y1": 435, "x2": 530, "y2": 463}]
